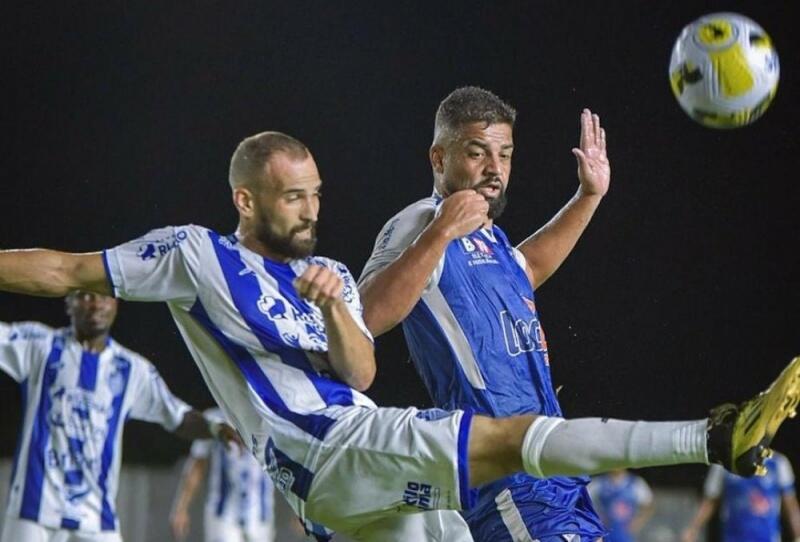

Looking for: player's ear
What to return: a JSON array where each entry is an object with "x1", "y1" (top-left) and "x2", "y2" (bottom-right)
[
  {"x1": 430, "y1": 144, "x2": 445, "y2": 175},
  {"x1": 64, "y1": 292, "x2": 76, "y2": 317},
  {"x1": 232, "y1": 187, "x2": 256, "y2": 218}
]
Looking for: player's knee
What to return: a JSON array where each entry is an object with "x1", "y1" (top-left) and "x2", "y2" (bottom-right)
[{"x1": 469, "y1": 415, "x2": 535, "y2": 471}]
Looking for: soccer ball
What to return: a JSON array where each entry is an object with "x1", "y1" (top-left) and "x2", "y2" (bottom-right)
[{"x1": 669, "y1": 13, "x2": 779, "y2": 128}]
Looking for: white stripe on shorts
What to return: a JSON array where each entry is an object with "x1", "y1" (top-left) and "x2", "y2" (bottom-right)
[{"x1": 494, "y1": 488, "x2": 535, "y2": 542}]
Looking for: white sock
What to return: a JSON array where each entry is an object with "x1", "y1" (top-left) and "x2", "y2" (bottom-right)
[{"x1": 521, "y1": 417, "x2": 709, "y2": 478}]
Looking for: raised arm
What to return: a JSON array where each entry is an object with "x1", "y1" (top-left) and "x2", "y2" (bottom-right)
[
  {"x1": 295, "y1": 265, "x2": 376, "y2": 391},
  {"x1": 516, "y1": 109, "x2": 610, "y2": 288},
  {"x1": 680, "y1": 496, "x2": 718, "y2": 542},
  {"x1": 0, "y1": 249, "x2": 110, "y2": 297},
  {"x1": 359, "y1": 190, "x2": 489, "y2": 336}
]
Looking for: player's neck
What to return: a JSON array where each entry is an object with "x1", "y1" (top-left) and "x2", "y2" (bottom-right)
[
  {"x1": 72, "y1": 329, "x2": 110, "y2": 353},
  {"x1": 236, "y1": 228, "x2": 293, "y2": 263}
]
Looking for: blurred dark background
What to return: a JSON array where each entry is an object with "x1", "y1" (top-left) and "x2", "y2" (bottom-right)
[{"x1": 0, "y1": 1, "x2": 797, "y2": 490}]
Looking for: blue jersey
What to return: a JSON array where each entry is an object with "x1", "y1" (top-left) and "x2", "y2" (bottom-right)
[
  {"x1": 589, "y1": 473, "x2": 652, "y2": 542},
  {"x1": 361, "y1": 197, "x2": 605, "y2": 540},
  {"x1": 703, "y1": 454, "x2": 795, "y2": 542}
]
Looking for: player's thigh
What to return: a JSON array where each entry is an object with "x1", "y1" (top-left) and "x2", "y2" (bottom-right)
[
  {"x1": 305, "y1": 406, "x2": 474, "y2": 535},
  {"x1": 1, "y1": 517, "x2": 56, "y2": 542},
  {"x1": 204, "y1": 511, "x2": 244, "y2": 542}
]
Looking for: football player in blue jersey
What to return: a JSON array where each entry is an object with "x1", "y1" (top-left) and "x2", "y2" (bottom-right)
[
  {"x1": 589, "y1": 470, "x2": 654, "y2": 542},
  {"x1": 0, "y1": 131, "x2": 798, "y2": 541},
  {"x1": 356, "y1": 86, "x2": 796, "y2": 541},
  {"x1": 358, "y1": 86, "x2": 615, "y2": 541},
  {"x1": 0, "y1": 291, "x2": 240, "y2": 542},
  {"x1": 681, "y1": 451, "x2": 800, "y2": 542}
]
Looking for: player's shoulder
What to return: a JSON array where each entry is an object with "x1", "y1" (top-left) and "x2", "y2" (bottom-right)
[
  {"x1": 107, "y1": 339, "x2": 156, "y2": 373},
  {"x1": 389, "y1": 196, "x2": 439, "y2": 226},
  {"x1": 0, "y1": 321, "x2": 56, "y2": 342},
  {"x1": 370, "y1": 195, "x2": 439, "y2": 251}
]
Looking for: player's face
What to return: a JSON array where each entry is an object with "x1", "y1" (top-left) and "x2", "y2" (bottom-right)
[
  {"x1": 66, "y1": 291, "x2": 118, "y2": 337},
  {"x1": 254, "y1": 153, "x2": 321, "y2": 259},
  {"x1": 441, "y1": 122, "x2": 513, "y2": 219}
]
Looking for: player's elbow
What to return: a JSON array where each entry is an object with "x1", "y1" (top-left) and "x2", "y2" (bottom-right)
[{"x1": 347, "y1": 356, "x2": 376, "y2": 392}]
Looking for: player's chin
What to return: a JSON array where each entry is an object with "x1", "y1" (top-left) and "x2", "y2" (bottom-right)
[{"x1": 291, "y1": 238, "x2": 317, "y2": 258}]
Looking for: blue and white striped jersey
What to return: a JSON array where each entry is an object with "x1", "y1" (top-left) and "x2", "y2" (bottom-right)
[
  {"x1": 191, "y1": 408, "x2": 274, "y2": 532},
  {"x1": 704, "y1": 453, "x2": 795, "y2": 542},
  {"x1": 103, "y1": 225, "x2": 376, "y2": 521},
  {"x1": 361, "y1": 196, "x2": 605, "y2": 539},
  {"x1": 0, "y1": 322, "x2": 190, "y2": 532}
]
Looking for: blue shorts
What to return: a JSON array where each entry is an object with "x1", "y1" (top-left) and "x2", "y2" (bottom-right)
[{"x1": 463, "y1": 475, "x2": 606, "y2": 542}]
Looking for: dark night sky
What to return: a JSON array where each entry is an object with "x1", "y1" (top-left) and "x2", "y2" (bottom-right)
[{"x1": 0, "y1": 2, "x2": 798, "y2": 485}]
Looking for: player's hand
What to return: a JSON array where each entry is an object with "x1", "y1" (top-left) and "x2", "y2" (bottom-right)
[
  {"x1": 432, "y1": 190, "x2": 490, "y2": 241},
  {"x1": 169, "y1": 508, "x2": 190, "y2": 540},
  {"x1": 572, "y1": 108, "x2": 610, "y2": 197},
  {"x1": 294, "y1": 265, "x2": 344, "y2": 309}
]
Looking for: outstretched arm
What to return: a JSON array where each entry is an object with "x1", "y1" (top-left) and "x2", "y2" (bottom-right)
[
  {"x1": 295, "y1": 265, "x2": 376, "y2": 391},
  {"x1": 681, "y1": 497, "x2": 719, "y2": 542},
  {"x1": 359, "y1": 190, "x2": 489, "y2": 336},
  {"x1": 169, "y1": 455, "x2": 209, "y2": 541},
  {"x1": 0, "y1": 250, "x2": 110, "y2": 296},
  {"x1": 782, "y1": 492, "x2": 800, "y2": 540},
  {"x1": 516, "y1": 109, "x2": 610, "y2": 288}
]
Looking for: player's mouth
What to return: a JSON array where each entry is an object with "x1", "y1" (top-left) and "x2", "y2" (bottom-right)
[{"x1": 475, "y1": 180, "x2": 502, "y2": 198}]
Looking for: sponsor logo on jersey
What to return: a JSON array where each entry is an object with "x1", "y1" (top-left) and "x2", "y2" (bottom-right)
[
  {"x1": 499, "y1": 310, "x2": 549, "y2": 362},
  {"x1": 402, "y1": 482, "x2": 440, "y2": 510},
  {"x1": 136, "y1": 229, "x2": 188, "y2": 261},
  {"x1": 376, "y1": 218, "x2": 399, "y2": 251},
  {"x1": 256, "y1": 294, "x2": 327, "y2": 349},
  {"x1": 458, "y1": 234, "x2": 499, "y2": 267}
]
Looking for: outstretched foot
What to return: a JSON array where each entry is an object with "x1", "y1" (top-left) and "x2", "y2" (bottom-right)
[{"x1": 707, "y1": 356, "x2": 800, "y2": 476}]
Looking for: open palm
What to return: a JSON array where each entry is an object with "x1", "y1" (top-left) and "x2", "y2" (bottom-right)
[{"x1": 572, "y1": 108, "x2": 610, "y2": 197}]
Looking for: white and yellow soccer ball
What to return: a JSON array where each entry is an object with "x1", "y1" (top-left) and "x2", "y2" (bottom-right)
[{"x1": 669, "y1": 13, "x2": 779, "y2": 128}]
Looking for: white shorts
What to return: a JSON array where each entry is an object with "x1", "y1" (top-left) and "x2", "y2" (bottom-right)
[
  {"x1": 0, "y1": 517, "x2": 122, "y2": 542},
  {"x1": 203, "y1": 510, "x2": 275, "y2": 542},
  {"x1": 300, "y1": 406, "x2": 475, "y2": 541}
]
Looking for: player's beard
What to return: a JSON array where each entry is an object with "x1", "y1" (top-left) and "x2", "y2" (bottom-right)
[
  {"x1": 485, "y1": 189, "x2": 507, "y2": 219},
  {"x1": 474, "y1": 178, "x2": 508, "y2": 220},
  {"x1": 256, "y1": 220, "x2": 317, "y2": 259}
]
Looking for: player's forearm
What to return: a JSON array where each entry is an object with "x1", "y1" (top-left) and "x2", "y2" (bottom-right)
[
  {"x1": 322, "y1": 300, "x2": 376, "y2": 391},
  {"x1": 0, "y1": 249, "x2": 110, "y2": 296},
  {"x1": 686, "y1": 498, "x2": 717, "y2": 532},
  {"x1": 517, "y1": 190, "x2": 602, "y2": 288},
  {"x1": 172, "y1": 458, "x2": 205, "y2": 514},
  {"x1": 782, "y1": 495, "x2": 800, "y2": 536},
  {"x1": 360, "y1": 224, "x2": 450, "y2": 336}
]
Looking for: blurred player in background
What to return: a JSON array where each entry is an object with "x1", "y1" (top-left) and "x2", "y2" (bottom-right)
[
  {"x1": 359, "y1": 86, "x2": 610, "y2": 540},
  {"x1": 0, "y1": 291, "x2": 238, "y2": 542},
  {"x1": 682, "y1": 451, "x2": 800, "y2": 542},
  {"x1": 589, "y1": 469, "x2": 654, "y2": 542},
  {"x1": 0, "y1": 132, "x2": 797, "y2": 541},
  {"x1": 170, "y1": 407, "x2": 276, "y2": 542}
]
